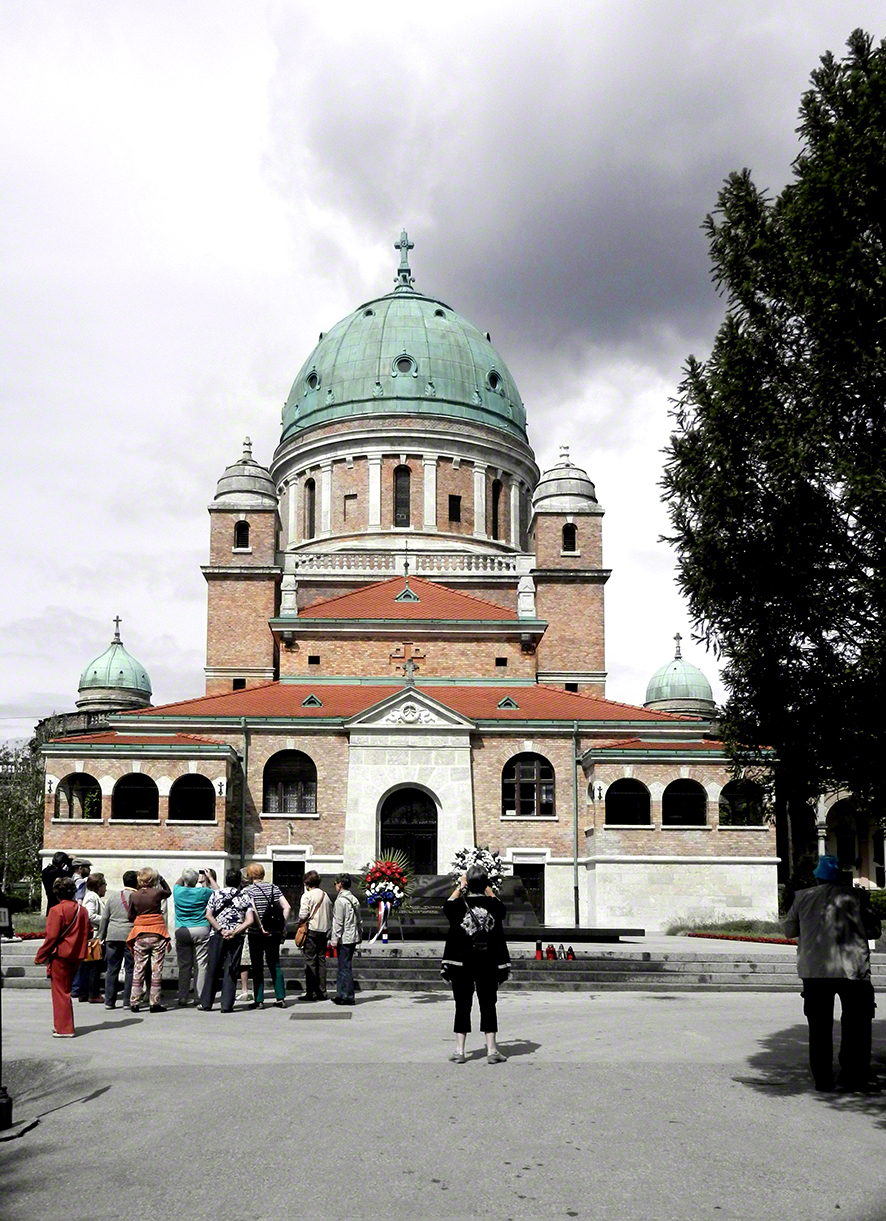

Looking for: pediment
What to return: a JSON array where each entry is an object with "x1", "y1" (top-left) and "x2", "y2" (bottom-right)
[{"x1": 345, "y1": 687, "x2": 475, "y2": 731}]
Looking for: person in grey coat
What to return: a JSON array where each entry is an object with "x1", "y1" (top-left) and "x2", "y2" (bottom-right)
[
  {"x1": 783, "y1": 854, "x2": 882, "y2": 1092},
  {"x1": 329, "y1": 873, "x2": 362, "y2": 1005},
  {"x1": 98, "y1": 870, "x2": 138, "y2": 1009}
]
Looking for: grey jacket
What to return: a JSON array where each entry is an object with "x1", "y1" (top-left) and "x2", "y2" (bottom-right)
[
  {"x1": 98, "y1": 888, "x2": 135, "y2": 942},
  {"x1": 332, "y1": 890, "x2": 362, "y2": 945},
  {"x1": 783, "y1": 883, "x2": 881, "y2": 980}
]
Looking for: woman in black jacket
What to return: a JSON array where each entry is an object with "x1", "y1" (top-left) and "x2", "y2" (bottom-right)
[{"x1": 441, "y1": 864, "x2": 510, "y2": 1064}]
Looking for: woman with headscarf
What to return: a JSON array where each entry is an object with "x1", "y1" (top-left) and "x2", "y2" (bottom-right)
[
  {"x1": 34, "y1": 876, "x2": 91, "y2": 1037},
  {"x1": 441, "y1": 864, "x2": 511, "y2": 1064}
]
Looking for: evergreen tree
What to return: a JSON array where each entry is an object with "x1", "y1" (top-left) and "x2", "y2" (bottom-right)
[{"x1": 663, "y1": 30, "x2": 886, "y2": 823}]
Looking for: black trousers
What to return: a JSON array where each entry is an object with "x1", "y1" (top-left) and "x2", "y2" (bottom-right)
[
  {"x1": 451, "y1": 969, "x2": 499, "y2": 1034},
  {"x1": 802, "y1": 978, "x2": 876, "y2": 1088},
  {"x1": 303, "y1": 930, "x2": 328, "y2": 999},
  {"x1": 201, "y1": 934, "x2": 245, "y2": 1012}
]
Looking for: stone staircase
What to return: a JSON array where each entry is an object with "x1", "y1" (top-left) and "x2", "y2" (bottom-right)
[{"x1": 5, "y1": 938, "x2": 885, "y2": 994}]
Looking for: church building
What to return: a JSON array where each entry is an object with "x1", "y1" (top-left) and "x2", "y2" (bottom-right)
[{"x1": 41, "y1": 235, "x2": 782, "y2": 930}]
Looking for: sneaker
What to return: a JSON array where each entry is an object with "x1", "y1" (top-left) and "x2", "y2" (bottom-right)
[
  {"x1": 235, "y1": 991, "x2": 249, "y2": 1002},
  {"x1": 487, "y1": 1051, "x2": 506, "y2": 1064},
  {"x1": 274, "y1": 1000, "x2": 287, "y2": 1009},
  {"x1": 149, "y1": 1004, "x2": 167, "y2": 1014},
  {"x1": 448, "y1": 1051, "x2": 466, "y2": 1064},
  {"x1": 52, "y1": 1031, "x2": 75, "y2": 1038}
]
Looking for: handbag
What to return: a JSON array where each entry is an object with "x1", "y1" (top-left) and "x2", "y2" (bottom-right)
[
  {"x1": 257, "y1": 884, "x2": 285, "y2": 937},
  {"x1": 295, "y1": 893, "x2": 323, "y2": 948},
  {"x1": 84, "y1": 937, "x2": 104, "y2": 962}
]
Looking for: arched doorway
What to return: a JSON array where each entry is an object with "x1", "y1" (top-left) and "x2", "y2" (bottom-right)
[{"x1": 379, "y1": 788, "x2": 438, "y2": 874}]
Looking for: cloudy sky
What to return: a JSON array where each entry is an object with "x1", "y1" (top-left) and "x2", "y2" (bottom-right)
[{"x1": 2, "y1": 1, "x2": 881, "y2": 742}]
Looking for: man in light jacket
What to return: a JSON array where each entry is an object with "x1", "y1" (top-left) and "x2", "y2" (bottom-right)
[
  {"x1": 330, "y1": 873, "x2": 362, "y2": 1006},
  {"x1": 783, "y1": 854, "x2": 882, "y2": 1093}
]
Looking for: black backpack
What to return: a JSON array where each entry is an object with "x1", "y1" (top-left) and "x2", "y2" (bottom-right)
[{"x1": 257, "y1": 884, "x2": 285, "y2": 936}]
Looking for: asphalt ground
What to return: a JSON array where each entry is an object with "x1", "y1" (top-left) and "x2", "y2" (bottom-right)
[{"x1": 2, "y1": 988, "x2": 886, "y2": 1221}]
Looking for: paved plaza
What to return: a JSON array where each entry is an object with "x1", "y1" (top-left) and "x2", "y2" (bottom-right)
[{"x1": 3, "y1": 987, "x2": 886, "y2": 1221}]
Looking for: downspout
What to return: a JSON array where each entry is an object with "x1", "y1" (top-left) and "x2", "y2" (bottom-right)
[
  {"x1": 240, "y1": 716, "x2": 249, "y2": 869},
  {"x1": 572, "y1": 720, "x2": 580, "y2": 926}
]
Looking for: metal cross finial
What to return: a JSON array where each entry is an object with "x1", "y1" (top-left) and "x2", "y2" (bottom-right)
[
  {"x1": 113, "y1": 615, "x2": 122, "y2": 641},
  {"x1": 559, "y1": 444, "x2": 570, "y2": 464},
  {"x1": 403, "y1": 538, "x2": 410, "y2": 584},
  {"x1": 242, "y1": 436, "x2": 253, "y2": 459},
  {"x1": 394, "y1": 229, "x2": 415, "y2": 290},
  {"x1": 402, "y1": 656, "x2": 418, "y2": 685},
  {"x1": 674, "y1": 631, "x2": 682, "y2": 660}
]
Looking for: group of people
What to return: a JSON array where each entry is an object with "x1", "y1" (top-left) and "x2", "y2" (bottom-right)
[
  {"x1": 34, "y1": 860, "x2": 367, "y2": 1036},
  {"x1": 34, "y1": 850, "x2": 876, "y2": 1083}
]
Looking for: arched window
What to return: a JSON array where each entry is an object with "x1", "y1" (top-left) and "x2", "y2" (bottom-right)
[
  {"x1": 55, "y1": 773, "x2": 102, "y2": 820},
  {"x1": 491, "y1": 479, "x2": 502, "y2": 540},
  {"x1": 502, "y1": 753, "x2": 555, "y2": 818},
  {"x1": 234, "y1": 520, "x2": 250, "y2": 549},
  {"x1": 827, "y1": 799, "x2": 859, "y2": 871},
  {"x1": 562, "y1": 523, "x2": 577, "y2": 552},
  {"x1": 662, "y1": 779, "x2": 707, "y2": 826},
  {"x1": 605, "y1": 779, "x2": 651, "y2": 825},
  {"x1": 719, "y1": 780, "x2": 765, "y2": 826},
  {"x1": 168, "y1": 774, "x2": 217, "y2": 822},
  {"x1": 263, "y1": 750, "x2": 317, "y2": 814},
  {"x1": 394, "y1": 465, "x2": 411, "y2": 527},
  {"x1": 112, "y1": 774, "x2": 159, "y2": 820},
  {"x1": 304, "y1": 479, "x2": 316, "y2": 540}
]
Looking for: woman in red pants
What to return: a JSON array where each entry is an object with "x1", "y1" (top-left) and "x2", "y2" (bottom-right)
[{"x1": 34, "y1": 876, "x2": 90, "y2": 1037}]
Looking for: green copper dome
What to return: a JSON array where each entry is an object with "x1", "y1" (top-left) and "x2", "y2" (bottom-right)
[
  {"x1": 645, "y1": 658, "x2": 713, "y2": 705},
  {"x1": 281, "y1": 232, "x2": 527, "y2": 443},
  {"x1": 78, "y1": 629, "x2": 152, "y2": 697}
]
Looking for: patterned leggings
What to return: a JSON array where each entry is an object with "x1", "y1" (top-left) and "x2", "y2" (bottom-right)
[{"x1": 131, "y1": 934, "x2": 167, "y2": 1006}]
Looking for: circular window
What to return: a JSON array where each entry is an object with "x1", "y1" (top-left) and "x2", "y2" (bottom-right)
[
  {"x1": 364, "y1": 309, "x2": 374, "y2": 317},
  {"x1": 306, "y1": 371, "x2": 319, "y2": 391},
  {"x1": 434, "y1": 308, "x2": 445, "y2": 318},
  {"x1": 488, "y1": 370, "x2": 501, "y2": 391},
  {"x1": 397, "y1": 357, "x2": 412, "y2": 374}
]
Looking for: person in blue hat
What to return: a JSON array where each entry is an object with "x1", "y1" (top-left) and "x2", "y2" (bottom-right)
[{"x1": 783, "y1": 854, "x2": 881, "y2": 1092}]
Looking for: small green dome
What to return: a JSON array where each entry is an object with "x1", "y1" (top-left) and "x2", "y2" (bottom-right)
[
  {"x1": 281, "y1": 233, "x2": 527, "y2": 443},
  {"x1": 645, "y1": 658, "x2": 713, "y2": 705},
  {"x1": 79, "y1": 633, "x2": 152, "y2": 697}
]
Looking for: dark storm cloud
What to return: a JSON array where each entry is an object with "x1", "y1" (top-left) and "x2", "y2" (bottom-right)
[{"x1": 266, "y1": 2, "x2": 870, "y2": 379}]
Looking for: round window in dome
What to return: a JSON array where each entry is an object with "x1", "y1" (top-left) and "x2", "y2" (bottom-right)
[
  {"x1": 392, "y1": 354, "x2": 417, "y2": 377},
  {"x1": 487, "y1": 370, "x2": 501, "y2": 391},
  {"x1": 434, "y1": 308, "x2": 446, "y2": 317},
  {"x1": 363, "y1": 308, "x2": 374, "y2": 317},
  {"x1": 306, "y1": 370, "x2": 320, "y2": 391}
]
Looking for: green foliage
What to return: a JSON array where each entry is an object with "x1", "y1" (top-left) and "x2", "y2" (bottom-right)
[
  {"x1": 663, "y1": 30, "x2": 886, "y2": 818},
  {"x1": 0, "y1": 716, "x2": 66, "y2": 899},
  {"x1": 665, "y1": 917, "x2": 786, "y2": 937}
]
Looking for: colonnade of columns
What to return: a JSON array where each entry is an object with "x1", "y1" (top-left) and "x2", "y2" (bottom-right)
[{"x1": 281, "y1": 452, "x2": 527, "y2": 549}]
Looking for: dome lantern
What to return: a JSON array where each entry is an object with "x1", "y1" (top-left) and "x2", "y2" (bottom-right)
[{"x1": 211, "y1": 437, "x2": 277, "y2": 509}]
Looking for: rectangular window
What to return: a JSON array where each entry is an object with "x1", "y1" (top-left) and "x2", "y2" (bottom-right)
[
  {"x1": 565, "y1": 682, "x2": 578, "y2": 692},
  {"x1": 343, "y1": 493, "x2": 357, "y2": 521},
  {"x1": 232, "y1": 678, "x2": 246, "y2": 690},
  {"x1": 495, "y1": 656, "x2": 508, "y2": 667},
  {"x1": 308, "y1": 655, "x2": 320, "y2": 666},
  {"x1": 448, "y1": 494, "x2": 461, "y2": 523}
]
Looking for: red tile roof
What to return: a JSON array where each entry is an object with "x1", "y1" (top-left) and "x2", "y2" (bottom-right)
[
  {"x1": 125, "y1": 682, "x2": 694, "y2": 723},
  {"x1": 296, "y1": 576, "x2": 519, "y2": 621},
  {"x1": 588, "y1": 738, "x2": 725, "y2": 751},
  {"x1": 48, "y1": 732, "x2": 227, "y2": 747}
]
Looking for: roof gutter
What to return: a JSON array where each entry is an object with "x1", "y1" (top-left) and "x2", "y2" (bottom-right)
[{"x1": 240, "y1": 717, "x2": 249, "y2": 869}]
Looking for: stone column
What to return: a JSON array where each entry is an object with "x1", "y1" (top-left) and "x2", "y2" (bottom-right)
[
  {"x1": 423, "y1": 454, "x2": 438, "y2": 531},
  {"x1": 320, "y1": 460, "x2": 332, "y2": 536},
  {"x1": 287, "y1": 475, "x2": 298, "y2": 546},
  {"x1": 510, "y1": 479, "x2": 521, "y2": 549},
  {"x1": 368, "y1": 453, "x2": 382, "y2": 530},
  {"x1": 473, "y1": 463, "x2": 487, "y2": 538}
]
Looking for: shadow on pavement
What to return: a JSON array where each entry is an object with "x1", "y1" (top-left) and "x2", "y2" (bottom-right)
[
  {"x1": 498, "y1": 1038, "x2": 541, "y2": 1058},
  {"x1": 411, "y1": 992, "x2": 450, "y2": 1004},
  {"x1": 354, "y1": 994, "x2": 391, "y2": 1004},
  {"x1": 734, "y1": 1020, "x2": 886, "y2": 1128},
  {"x1": 73, "y1": 1018, "x2": 142, "y2": 1036}
]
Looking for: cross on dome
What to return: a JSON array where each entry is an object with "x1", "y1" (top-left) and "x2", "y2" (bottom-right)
[
  {"x1": 674, "y1": 631, "x2": 682, "y2": 660},
  {"x1": 559, "y1": 444, "x2": 570, "y2": 464},
  {"x1": 242, "y1": 436, "x2": 253, "y2": 460},
  {"x1": 394, "y1": 229, "x2": 415, "y2": 291},
  {"x1": 113, "y1": 615, "x2": 122, "y2": 641}
]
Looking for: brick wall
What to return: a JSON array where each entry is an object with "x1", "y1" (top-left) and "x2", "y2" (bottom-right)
[
  {"x1": 472, "y1": 734, "x2": 579, "y2": 857},
  {"x1": 244, "y1": 731, "x2": 349, "y2": 859},
  {"x1": 331, "y1": 456, "x2": 368, "y2": 534},
  {"x1": 436, "y1": 457, "x2": 475, "y2": 537},
  {"x1": 205, "y1": 577, "x2": 279, "y2": 675},
  {"x1": 534, "y1": 582, "x2": 605, "y2": 676},
  {"x1": 209, "y1": 509, "x2": 278, "y2": 566},
  {"x1": 533, "y1": 513, "x2": 603, "y2": 569},
  {"x1": 278, "y1": 635, "x2": 535, "y2": 679}
]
